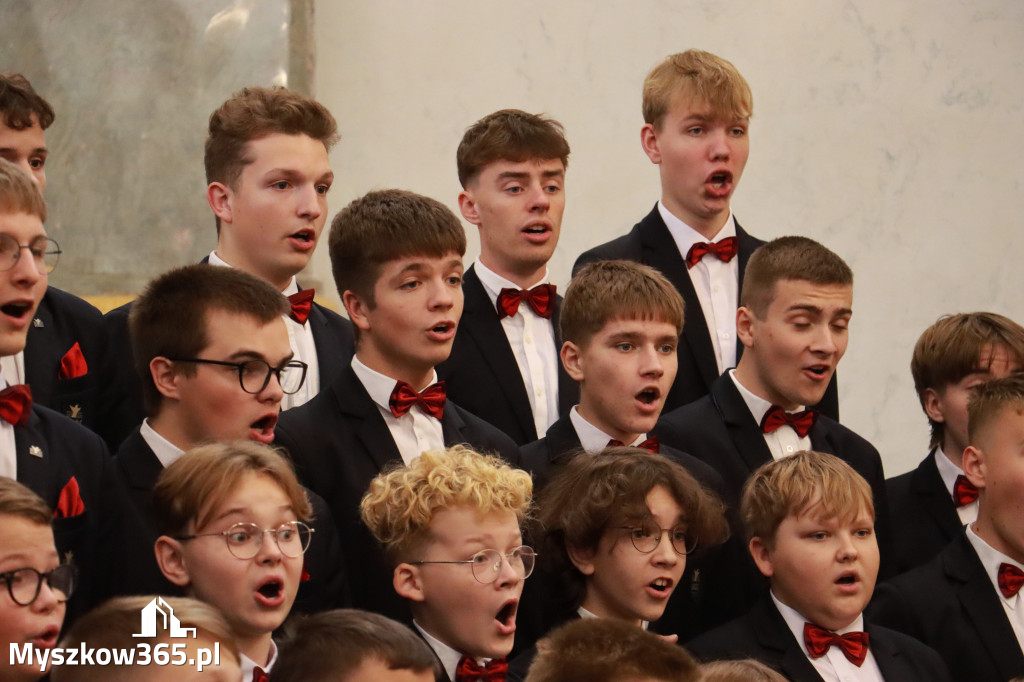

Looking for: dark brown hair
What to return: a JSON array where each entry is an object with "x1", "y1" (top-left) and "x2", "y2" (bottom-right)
[
  {"x1": 456, "y1": 109, "x2": 570, "y2": 187},
  {"x1": 0, "y1": 73, "x2": 55, "y2": 131},
  {"x1": 740, "y1": 236, "x2": 852, "y2": 318},
  {"x1": 967, "y1": 372, "x2": 1024, "y2": 445}
]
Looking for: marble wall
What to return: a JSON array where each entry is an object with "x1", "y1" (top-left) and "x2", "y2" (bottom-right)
[{"x1": 312, "y1": 1, "x2": 1024, "y2": 475}]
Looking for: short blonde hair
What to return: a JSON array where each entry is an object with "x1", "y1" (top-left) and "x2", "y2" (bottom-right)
[
  {"x1": 153, "y1": 441, "x2": 313, "y2": 537},
  {"x1": 360, "y1": 445, "x2": 533, "y2": 562},
  {"x1": 741, "y1": 451, "x2": 874, "y2": 545},
  {"x1": 642, "y1": 50, "x2": 753, "y2": 129},
  {"x1": 0, "y1": 157, "x2": 46, "y2": 221},
  {"x1": 700, "y1": 659, "x2": 788, "y2": 682}
]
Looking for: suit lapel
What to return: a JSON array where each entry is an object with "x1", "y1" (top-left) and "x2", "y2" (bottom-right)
[
  {"x1": 308, "y1": 303, "x2": 343, "y2": 385},
  {"x1": 734, "y1": 220, "x2": 762, "y2": 361},
  {"x1": 913, "y1": 449, "x2": 963, "y2": 542},
  {"x1": 750, "y1": 597, "x2": 825, "y2": 682},
  {"x1": 546, "y1": 417, "x2": 584, "y2": 464},
  {"x1": 115, "y1": 429, "x2": 165, "y2": 492},
  {"x1": 331, "y1": 366, "x2": 403, "y2": 472},
  {"x1": 866, "y1": 624, "x2": 915, "y2": 681},
  {"x1": 460, "y1": 267, "x2": 536, "y2": 438},
  {"x1": 710, "y1": 374, "x2": 773, "y2": 473},
  {"x1": 636, "y1": 208, "x2": 719, "y2": 390},
  {"x1": 14, "y1": 411, "x2": 56, "y2": 504}
]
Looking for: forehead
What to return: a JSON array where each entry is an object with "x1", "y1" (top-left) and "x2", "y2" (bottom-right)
[
  {"x1": 425, "y1": 506, "x2": 521, "y2": 548},
  {"x1": 0, "y1": 116, "x2": 45, "y2": 144},
  {"x1": 664, "y1": 90, "x2": 746, "y2": 123},
  {"x1": 591, "y1": 315, "x2": 678, "y2": 340},
  {"x1": 767, "y1": 279, "x2": 852, "y2": 313},
  {"x1": 0, "y1": 514, "x2": 56, "y2": 562},
  {"x1": 239, "y1": 132, "x2": 330, "y2": 174},
  {"x1": 0, "y1": 210, "x2": 46, "y2": 239},
  {"x1": 199, "y1": 471, "x2": 293, "y2": 527},
  {"x1": 200, "y1": 308, "x2": 289, "y2": 355},
  {"x1": 379, "y1": 251, "x2": 463, "y2": 277},
  {"x1": 476, "y1": 157, "x2": 565, "y2": 181}
]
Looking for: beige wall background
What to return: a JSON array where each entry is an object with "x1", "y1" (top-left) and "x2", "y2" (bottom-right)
[{"x1": 309, "y1": 1, "x2": 1024, "y2": 476}]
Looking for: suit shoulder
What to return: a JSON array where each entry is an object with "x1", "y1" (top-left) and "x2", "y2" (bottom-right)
[
  {"x1": 685, "y1": 614, "x2": 759, "y2": 661},
  {"x1": 870, "y1": 623, "x2": 951, "y2": 676},
  {"x1": 656, "y1": 395, "x2": 718, "y2": 437},
  {"x1": 573, "y1": 229, "x2": 644, "y2": 273},
  {"x1": 30, "y1": 404, "x2": 109, "y2": 449},
  {"x1": 448, "y1": 401, "x2": 520, "y2": 465},
  {"x1": 817, "y1": 415, "x2": 882, "y2": 457},
  {"x1": 103, "y1": 299, "x2": 135, "y2": 325},
  {"x1": 40, "y1": 287, "x2": 104, "y2": 322}
]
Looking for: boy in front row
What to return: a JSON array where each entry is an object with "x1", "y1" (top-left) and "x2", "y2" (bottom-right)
[
  {"x1": 153, "y1": 441, "x2": 313, "y2": 679},
  {"x1": 274, "y1": 189, "x2": 519, "y2": 621},
  {"x1": 361, "y1": 446, "x2": 534, "y2": 682},
  {"x1": 888, "y1": 312, "x2": 1024, "y2": 573},
  {"x1": 870, "y1": 374, "x2": 1024, "y2": 681},
  {"x1": 689, "y1": 451, "x2": 949, "y2": 681}
]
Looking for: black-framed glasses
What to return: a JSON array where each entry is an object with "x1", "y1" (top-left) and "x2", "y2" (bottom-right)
[
  {"x1": 614, "y1": 520, "x2": 696, "y2": 556},
  {"x1": 0, "y1": 234, "x2": 61, "y2": 274},
  {"x1": 0, "y1": 565, "x2": 76, "y2": 606},
  {"x1": 177, "y1": 521, "x2": 314, "y2": 560},
  {"x1": 168, "y1": 357, "x2": 308, "y2": 394},
  {"x1": 410, "y1": 546, "x2": 536, "y2": 584}
]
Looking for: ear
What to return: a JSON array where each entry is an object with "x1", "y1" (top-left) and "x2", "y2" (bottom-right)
[
  {"x1": 640, "y1": 123, "x2": 662, "y2": 164},
  {"x1": 962, "y1": 444, "x2": 986, "y2": 490},
  {"x1": 748, "y1": 536, "x2": 776, "y2": 578},
  {"x1": 922, "y1": 388, "x2": 947, "y2": 424},
  {"x1": 736, "y1": 306, "x2": 756, "y2": 348},
  {"x1": 458, "y1": 189, "x2": 483, "y2": 227},
  {"x1": 150, "y1": 357, "x2": 183, "y2": 400},
  {"x1": 206, "y1": 182, "x2": 233, "y2": 224},
  {"x1": 343, "y1": 290, "x2": 372, "y2": 333},
  {"x1": 393, "y1": 563, "x2": 426, "y2": 603},
  {"x1": 154, "y1": 536, "x2": 192, "y2": 588},
  {"x1": 566, "y1": 544, "x2": 597, "y2": 577},
  {"x1": 560, "y1": 341, "x2": 585, "y2": 382}
]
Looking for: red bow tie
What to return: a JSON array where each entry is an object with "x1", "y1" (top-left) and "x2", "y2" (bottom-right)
[
  {"x1": 288, "y1": 289, "x2": 315, "y2": 325},
  {"x1": 455, "y1": 656, "x2": 508, "y2": 682},
  {"x1": 607, "y1": 436, "x2": 660, "y2": 454},
  {"x1": 761, "y1": 405, "x2": 816, "y2": 438},
  {"x1": 685, "y1": 237, "x2": 739, "y2": 269},
  {"x1": 952, "y1": 474, "x2": 979, "y2": 507},
  {"x1": 252, "y1": 665, "x2": 269, "y2": 682},
  {"x1": 0, "y1": 384, "x2": 32, "y2": 427},
  {"x1": 389, "y1": 381, "x2": 446, "y2": 419},
  {"x1": 999, "y1": 563, "x2": 1024, "y2": 598},
  {"x1": 803, "y1": 622, "x2": 869, "y2": 667},
  {"x1": 496, "y1": 284, "x2": 556, "y2": 319}
]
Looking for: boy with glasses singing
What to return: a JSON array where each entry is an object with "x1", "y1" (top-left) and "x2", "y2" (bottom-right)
[
  {"x1": 360, "y1": 445, "x2": 534, "y2": 682},
  {"x1": 154, "y1": 441, "x2": 315, "y2": 680}
]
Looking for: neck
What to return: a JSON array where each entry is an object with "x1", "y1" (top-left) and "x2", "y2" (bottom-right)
[
  {"x1": 972, "y1": 516, "x2": 1024, "y2": 565},
  {"x1": 576, "y1": 401, "x2": 641, "y2": 445},
  {"x1": 214, "y1": 243, "x2": 293, "y2": 293},
  {"x1": 356, "y1": 347, "x2": 435, "y2": 391},
  {"x1": 147, "y1": 411, "x2": 196, "y2": 452},
  {"x1": 478, "y1": 253, "x2": 547, "y2": 290},
  {"x1": 733, "y1": 360, "x2": 798, "y2": 411},
  {"x1": 579, "y1": 593, "x2": 644, "y2": 628},
  {"x1": 237, "y1": 632, "x2": 273, "y2": 670},
  {"x1": 661, "y1": 196, "x2": 729, "y2": 240},
  {"x1": 939, "y1": 439, "x2": 965, "y2": 469}
]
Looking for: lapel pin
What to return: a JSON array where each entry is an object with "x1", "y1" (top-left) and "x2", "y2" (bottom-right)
[
  {"x1": 29, "y1": 445, "x2": 43, "y2": 458},
  {"x1": 67, "y1": 405, "x2": 82, "y2": 422},
  {"x1": 33, "y1": 318, "x2": 44, "y2": 328}
]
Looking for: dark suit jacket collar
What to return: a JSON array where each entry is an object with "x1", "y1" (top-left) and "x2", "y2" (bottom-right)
[
  {"x1": 709, "y1": 373, "x2": 774, "y2": 472},
  {"x1": 749, "y1": 596, "x2": 826, "y2": 681},
  {"x1": 544, "y1": 415, "x2": 585, "y2": 464},
  {"x1": 14, "y1": 407, "x2": 53, "y2": 498},
  {"x1": 912, "y1": 448, "x2": 962, "y2": 539},
  {"x1": 114, "y1": 427, "x2": 164, "y2": 492}
]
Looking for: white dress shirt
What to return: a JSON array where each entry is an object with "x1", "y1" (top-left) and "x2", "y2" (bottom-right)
[
  {"x1": 933, "y1": 445, "x2": 978, "y2": 526},
  {"x1": 239, "y1": 640, "x2": 277, "y2": 681},
  {"x1": 351, "y1": 357, "x2": 445, "y2": 465},
  {"x1": 773, "y1": 593, "x2": 885, "y2": 682},
  {"x1": 659, "y1": 202, "x2": 739, "y2": 374},
  {"x1": 0, "y1": 373, "x2": 18, "y2": 480},
  {"x1": 474, "y1": 260, "x2": 560, "y2": 437},
  {"x1": 139, "y1": 419, "x2": 184, "y2": 469},
  {"x1": 966, "y1": 524, "x2": 1024, "y2": 653},
  {"x1": 569, "y1": 406, "x2": 651, "y2": 454},
  {"x1": 730, "y1": 370, "x2": 811, "y2": 459},
  {"x1": 415, "y1": 621, "x2": 494, "y2": 682},
  {"x1": 208, "y1": 251, "x2": 320, "y2": 411}
]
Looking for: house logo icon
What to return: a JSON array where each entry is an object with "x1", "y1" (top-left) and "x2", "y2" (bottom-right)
[{"x1": 132, "y1": 597, "x2": 197, "y2": 639}]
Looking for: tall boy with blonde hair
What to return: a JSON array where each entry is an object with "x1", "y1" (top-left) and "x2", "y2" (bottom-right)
[
  {"x1": 361, "y1": 445, "x2": 534, "y2": 682},
  {"x1": 689, "y1": 451, "x2": 949, "y2": 682}
]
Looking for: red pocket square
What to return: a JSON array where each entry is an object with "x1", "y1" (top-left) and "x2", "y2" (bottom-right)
[
  {"x1": 53, "y1": 476, "x2": 86, "y2": 519},
  {"x1": 58, "y1": 342, "x2": 88, "y2": 380}
]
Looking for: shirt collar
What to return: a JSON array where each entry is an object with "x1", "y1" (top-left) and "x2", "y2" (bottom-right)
[
  {"x1": 728, "y1": 369, "x2": 808, "y2": 424},
  {"x1": 933, "y1": 445, "x2": 965, "y2": 496},
  {"x1": 140, "y1": 419, "x2": 185, "y2": 470},
  {"x1": 772, "y1": 591, "x2": 865, "y2": 657},
  {"x1": 239, "y1": 640, "x2": 278, "y2": 680},
  {"x1": 569, "y1": 406, "x2": 647, "y2": 454},
  {"x1": 415, "y1": 621, "x2": 484, "y2": 682},
  {"x1": 658, "y1": 201, "x2": 736, "y2": 251},
  {"x1": 577, "y1": 606, "x2": 648, "y2": 630},
  {"x1": 351, "y1": 356, "x2": 439, "y2": 413},
  {"x1": 208, "y1": 251, "x2": 299, "y2": 295},
  {"x1": 966, "y1": 523, "x2": 1024, "y2": 607},
  {"x1": 474, "y1": 259, "x2": 550, "y2": 308}
]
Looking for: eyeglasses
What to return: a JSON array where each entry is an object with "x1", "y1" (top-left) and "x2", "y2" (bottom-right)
[
  {"x1": 0, "y1": 565, "x2": 76, "y2": 606},
  {"x1": 0, "y1": 234, "x2": 61, "y2": 274},
  {"x1": 410, "y1": 546, "x2": 537, "y2": 584},
  {"x1": 614, "y1": 520, "x2": 696, "y2": 556},
  {"x1": 168, "y1": 357, "x2": 308, "y2": 395},
  {"x1": 177, "y1": 521, "x2": 314, "y2": 560}
]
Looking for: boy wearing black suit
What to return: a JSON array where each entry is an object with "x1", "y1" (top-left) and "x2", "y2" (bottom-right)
[
  {"x1": 689, "y1": 451, "x2": 950, "y2": 682},
  {"x1": 0, "y1": 73, "x2": 109, "y2": 429},
  {"x1": 870, "y1": 374, "x2": 1024, "y2": 681},
  {"x1": 111, "y1": 264, "x2": 345, "y2": 613},
  {"x1": 103, "y1": 86, "x2": 354, "y2": 448},
  {"x1": 655, "y1": 236, "x2": 892, "y2": 607},
  {"x1": 437, "y1": 109, "x2": 577, "y2": 445},
  {"x1": 888, "y1": 312, "x2": 1024, "y2": 574},
  {"x1": 274, "y1": 189, "x2": 520, "y2": 621}
]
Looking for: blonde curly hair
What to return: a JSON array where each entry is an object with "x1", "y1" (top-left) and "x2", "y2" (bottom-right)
[{"x1": 360, "y1": 445, "x2": 532, "y2": 562}]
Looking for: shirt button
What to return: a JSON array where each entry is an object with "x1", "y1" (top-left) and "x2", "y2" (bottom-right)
[
  {"x1": 525, "y1": 335, "x2": 533, "y2": 344},
  {"x1": 535, "y1": 389, "x2": 543, "y2": 397},
  {"x1": 712, "y1": 285, "x2": 720, "y2": 293},
  {"x1": 722, "y1": 332, "x2": 731, "y2": 340},
  {"x1": 786, "y1": 445, "x2": 794, "y2": 453}
]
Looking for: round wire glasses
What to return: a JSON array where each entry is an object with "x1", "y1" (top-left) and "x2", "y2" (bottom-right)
[
  {"x1": 410, "y1": 545, "x2": 537, "y2": 584},
  {"x1": 177, "y1": 521, "x2": 314, "y2": 560}
]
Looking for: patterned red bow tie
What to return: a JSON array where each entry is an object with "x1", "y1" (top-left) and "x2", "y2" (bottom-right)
[
  {"x1": 761, "y1": 405, "x2": 816, "y2": 438},
  {"x1": 455, "y1": 656, "x2": 508, "y2": 682},
  {"x1": 389, "y1": 380, "x2": 447, "y2": 419},
  {"x1": 607, "y1": 436, "x2": 660, "y2": 454},
  {"x1": 685, "y1": 237, "x2": 739, "y2": 269},
  {"x1": 952, "y1": 474, "x2": 979, "y2": 507},
  {"x1": 496, "y1": 284, "x2": 556, "y2": 319},
  {"x1": 288, "y1": 289, "x2": 315, "y2": 325},
  {"x1": 0, "y1": 384, "x2": 32, "y2": 427},
  {"x1": 999, "y1": 563, "x2": 1024, "y2": 598},
  {"x1": 803, "y1": 622, "x2": 869, "y2": 667},
  {"x1": 252, "y1": 665, "x2": 269, "y2": 682}
]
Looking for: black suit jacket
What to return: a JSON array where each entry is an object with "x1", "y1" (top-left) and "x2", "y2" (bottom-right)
[
  {"x1": 99, "y1": 287, "x2": 355, "y2": 451},
  {"x1": 111, "y1": 426, "x2": 349, "y2": 613},
  {"x1": 869, "y1": 531, "x2": 1024, "y2": 682},
  {"x1": 654, "y1": 373, "x2": 893, "y2": 608},
  {"x1": 688, "y1": 594, "x2": 951, "y2": 682},
  {"x1": 573, "y1": 206, "x2": 839, "y2": 419},
  {"x1": 274, "y1": 364, "x2": 521, "y2": 621},
  {"x1": 436, "y1": 265, "x2": 577, "y2": 445},
  {"x1": 24, "y1": 286, "x2": 110, "y2": 428},
  {"x1": 887, "y1": 449, "x2": 965, "y2": 575}
]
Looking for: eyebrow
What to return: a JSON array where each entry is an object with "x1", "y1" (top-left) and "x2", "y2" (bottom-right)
[
  {"x1": 223, "y1": 349, "x2": 296, "y2": 365},
  {"x1": 786, "y1": 304, "x2": 853, "y2": 317},
  {"x1": 0, "y1": 146, "x2": 48, "y2": 154},
  {"x1": 210, "y1": 503, "x2": 294, "y2": 525}
]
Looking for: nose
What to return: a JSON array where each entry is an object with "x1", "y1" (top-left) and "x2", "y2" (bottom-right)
[
  {"x1": 495, "y1": 553, "x2": 522, "y2": 589},
  {"x1": 707, "y1": 127, "x2": 732, "y2": 160},
  {"x1": 32, "y1": 579, "x2": 62, "y2": 613},
  {"x1": 11, "y1": 245, "x2": 44, "y2": 285},
  {"x1": 639, "y1": 344, "x2": 666, "y2": 377},
  {"x1": 651, "y1": 530, "x2": 680, "y2": 568},
  {"x1": 836, "y1": 532, "x2": 859, "y2": 562},
  {"x1": 256, "y1": 529, "x2": 285, "y2": 564},
  {"x1": 429, "y1": 278, "x2": 456, "y2": 311},
  {"x1": 527, "y1": 183, "x2": 550, "y2": 212},
  {"x1": 297, "y1": 183, "x2": 324, "y2": 221},
  {"x1": 810, "y1": 324, "x2": 839, "y2": 355},
  {"x1": 260, "y1": 369, "x2": 286, "y2": 403}
]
